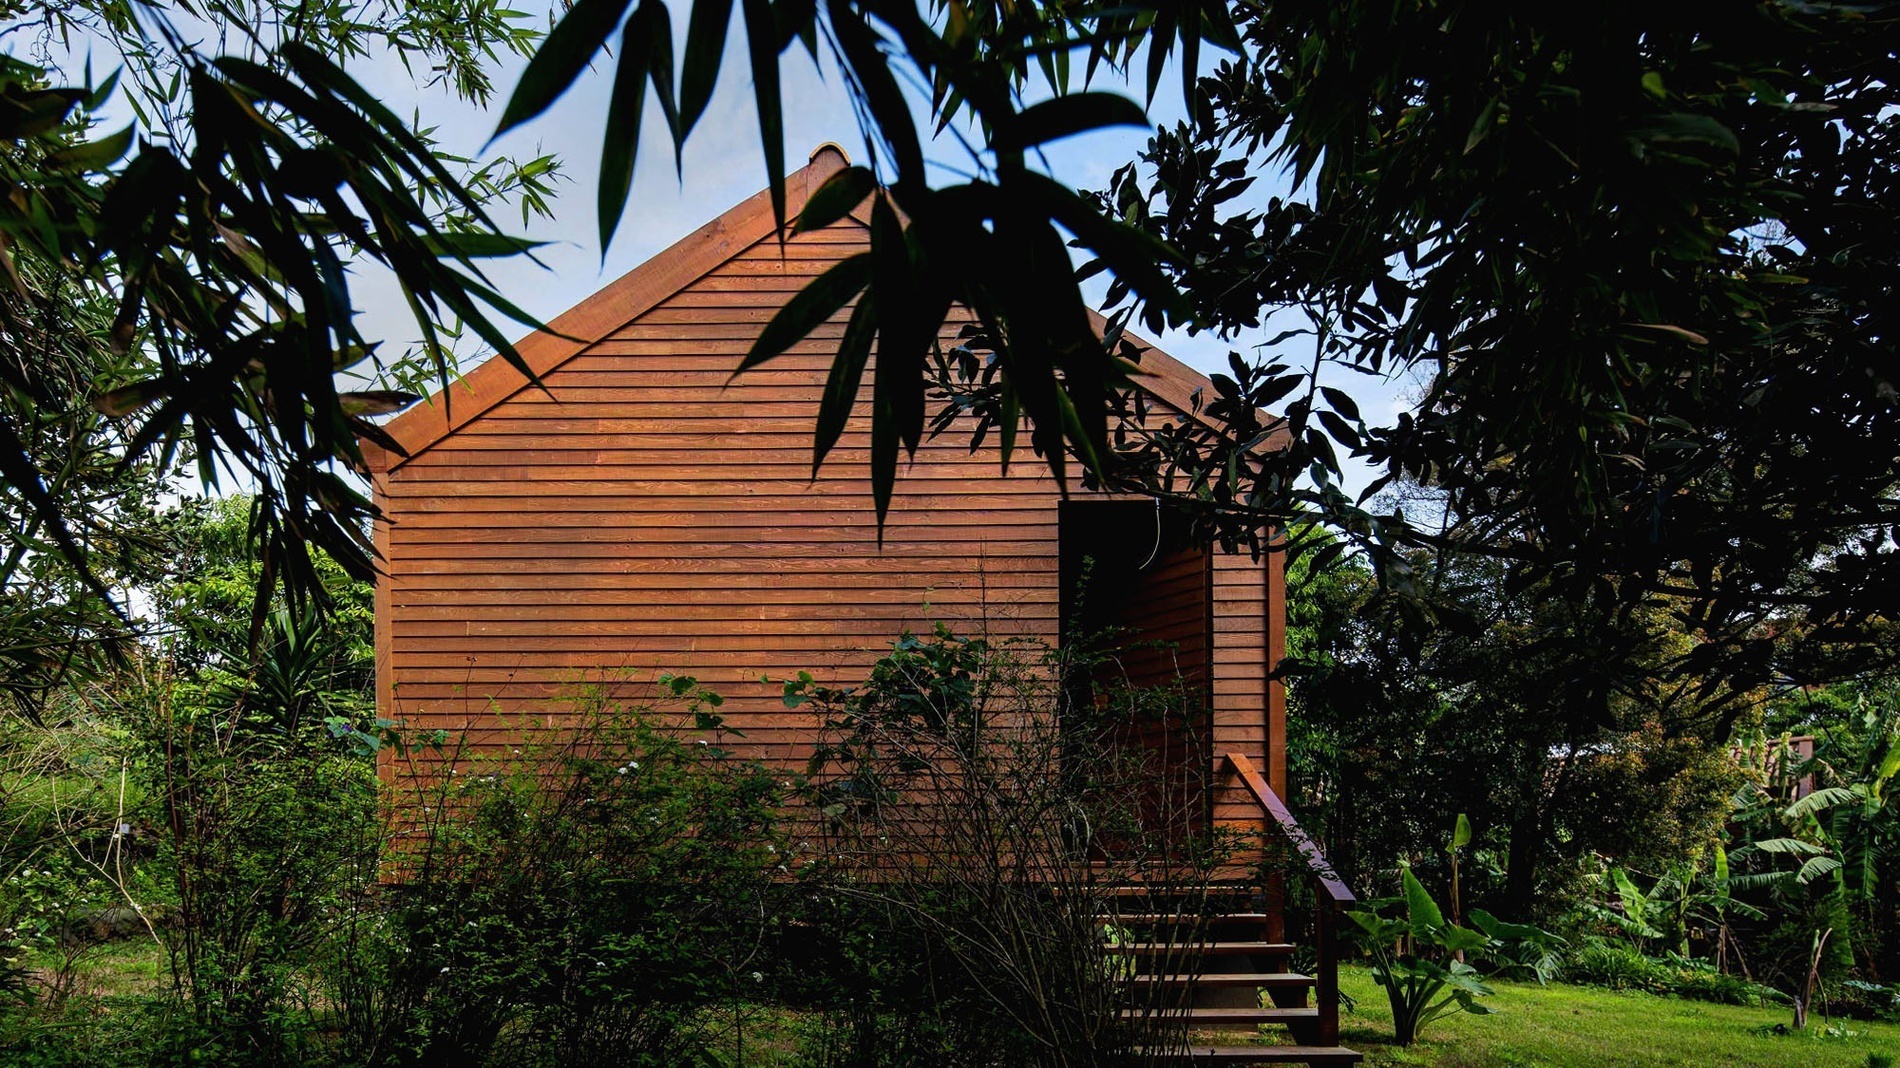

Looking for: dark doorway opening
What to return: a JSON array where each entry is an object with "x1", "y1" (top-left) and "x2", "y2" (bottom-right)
[{"x1": 1059, "y1": 498, "x2": 1214, "y2": 847}]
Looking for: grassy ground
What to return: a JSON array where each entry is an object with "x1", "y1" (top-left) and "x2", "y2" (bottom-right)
[
  {"x1": 1325, "y1": 964, "x2": 1900, "y2": 1067},
  {"x1": 20, "y1": 944, "x2": 1900, "y2": 1066}
]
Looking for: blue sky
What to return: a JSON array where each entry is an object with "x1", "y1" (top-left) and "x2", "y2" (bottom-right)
[
  {"x1": 339, "y1": 13, "x2": 1210, "y2": 368},
  {"x1": 53, "y1": 4, "x2": 1410, "y2": 495}
]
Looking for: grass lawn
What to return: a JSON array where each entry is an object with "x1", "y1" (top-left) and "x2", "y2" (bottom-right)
[{"x1": 1328, "y1": 965, "x2": 1900, "y2": 1067}]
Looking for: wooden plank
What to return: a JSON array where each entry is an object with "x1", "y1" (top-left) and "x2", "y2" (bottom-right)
[
  {"x1": 388, "y1": 576, "x2": 1057, "y2": 599},
  {"x1": 610, "y1": 322, "x2": 850, "y2": 342},
  {"x1": 388, "y1": 630, "x2": 1057, "y2": 655},
  {"x1": 384, "y1": 149, "x2": 855, "y2": 462},
  {"x1": 389, "y1": 677, "x2": 874, "y2": 697},
  {"x1": 386, "y1": 477, "x2": 1056, "y2": 502},
  {"x1": 385, "y1": 510, "x2": 1053, "y2": 532},
  {"x1": 384, "y1": 546, "x2": 1059, "y2": 570},
  {"x1": 391, "y1": 593, "x2": 1049, "y2": 617},
  {"x1": 392, "y1": 609, "x2": 1059, "y2": 637},
  {"x1": 400, "y1": 445, "x2": 886, "y2": 464},
  {"x1": 387, "y1": 528, "x2": 1056, "y2": 549},
  {"x1": 383, "y1": 561, "x2": 1057, "y2": 584}
]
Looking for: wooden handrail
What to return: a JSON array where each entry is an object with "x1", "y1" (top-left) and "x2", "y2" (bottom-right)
[
  {"x1": 1225, "y1": 752, "x2": 1355, "y2": 905},
  {"x1": 1224, "y1": 751, "x2": 1353, "y2": 1046}
]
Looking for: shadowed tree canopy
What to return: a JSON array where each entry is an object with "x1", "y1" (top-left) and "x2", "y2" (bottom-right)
[
  {"x1": 0, "y1": 0, "x2": 556, "y2": 674},
  {"x1": 1092, "y1": 0, "x2": 1899, "y2": 688}
]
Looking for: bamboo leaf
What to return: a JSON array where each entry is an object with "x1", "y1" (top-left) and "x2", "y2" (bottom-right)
[
  {"x1": 736, "y1": 251, "x2": 872, "y2": 376},
  {"x1": 813, "y1": 291, "x2": 876, "y2": 475},
  {"x1": 599, "y1": 4, "x2": 665, "y2": 251},
  {"x1": 45, "y1": 124, "x2": 134, "y2": 171},
  {"x1": 679, "y1": 0, "x2": 734, "y2": 139},
  {"x1": 419, "y1": 232, "x2": 547, "y2": 258},
  {"x1": 740, "y1": 0, "x2": 787, "y2": 228},
  {"x1": 494, "y1": 0, "x2": 635, "y2": 139},
  {"x1": 993, "y1": 91, "x2": 1148, "y2": 152},
  {"x1": 828, "y1": 0, "x2": 921, "y2": 178}
]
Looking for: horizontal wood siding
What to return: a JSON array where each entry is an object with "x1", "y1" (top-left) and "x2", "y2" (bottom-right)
[
  {"x1": 376, "y1": 218, "x2": 1281, "y2": 804},
  {"x1": 1109, "y1": 543, "x2": 1212, "y2": 839},
  {"x1": 1211, "y1": 548, "x2": 1275, "y2": 827},
  {"x1": 382, "y1": 222, "x2": 1060, "y2": 770}
]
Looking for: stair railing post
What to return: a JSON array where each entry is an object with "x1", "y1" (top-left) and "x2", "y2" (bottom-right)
[
  {"x1": 1315, "y1": 890, "x2": 1339, "y2": 1045},
  {"x1": 1223, "y1": 749, "x2": 1356, "y2": 1054}
]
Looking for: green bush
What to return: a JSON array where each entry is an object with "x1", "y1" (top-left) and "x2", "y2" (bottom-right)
[
  {"x1": 1562, "y1": 938, "x2": 1779, "y2": 1006},
  {"x1": 1839, "y1": 980, "x2": 1900, "y2": 1023},
  {"x1": 1563, "y1": 939, "x2": 1675, "y2": 991},
  {"x1": 785, "y1": 624, "x2": 1239, "y2": 1067},
  {"x1": 337, "y1": 679, "x2": 788, "y2": 1068}
]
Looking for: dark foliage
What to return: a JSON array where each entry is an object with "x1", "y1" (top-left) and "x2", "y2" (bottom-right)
[{"x1": 1097, "y1": 0, "x2": 1900, "y2": 691}]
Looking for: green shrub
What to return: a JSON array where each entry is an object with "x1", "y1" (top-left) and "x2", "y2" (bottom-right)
[
  {"x1": 1563, "y1": 939, "x2": 1675, "y2": 991},
  {"x1": 1346, "y1": 868, "x2": 1564, "y2": 1045},
  {"x1": 1562, "y1": 938, "x2": 1781, "y2": 1006},
  {"x1": 786, "y1": 624, "x2": 1239, "y2": 1067},
  {"x1": 335, "y1": 679, "x2": 788, "y2": 1068},
  {"x1": 71, "y1": 601, "x2": 384, "y2": 1063},
  {"x1": 1840, "y1": 980, "x2": 1900, "y2": 1023},
  {"x1": 1671, "y1": 962, "x2": 1770, "y2": 1007}
]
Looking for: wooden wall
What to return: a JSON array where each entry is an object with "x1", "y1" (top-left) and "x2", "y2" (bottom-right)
[{"x1": 371, "y1": 212, "x2": 1280, "y2": 798}]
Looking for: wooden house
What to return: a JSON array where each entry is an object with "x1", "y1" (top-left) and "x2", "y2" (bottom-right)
[{"x1": 363, "y1": 145, "x2": 1359, "y2": 1064}]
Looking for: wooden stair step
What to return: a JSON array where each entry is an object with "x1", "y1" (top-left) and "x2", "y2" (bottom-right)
[
  {"x1": 1122, "y1": 1006, "x2": 1319, "y2": 1025},
  {"x1": 1128, "y1": 972, "x2": 1313, "y2": 990},
  {"x1": 1102, "y1": 912, "x2": 1272, "y2": 925},
  {"x1": 1097, "y1": 880, "x2": 1260, "y2": 895},
  {"x1": 1115, "y1": 941, "x2": 1296, "y2": 956},
  {"x1": 1148, "y1": 1045, "x2": 1363, "y2": 1065}
]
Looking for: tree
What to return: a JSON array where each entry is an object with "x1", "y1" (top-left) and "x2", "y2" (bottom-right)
[
  {"x1": 1731, "y1": 684, "x2": 1900, "y2": 985},
  {"x1": 1, "y1": 1, "x2": 557, "y2": 624},
  {"x1": 1285, "y1": 520, "x2": 1742, "y2": 917},
  {"x1": 1098, "y1": 0, "x2": 1899, "y2": 690},
  {"x1": 0, "y1": 241, "x2": 179, "y2": 721},
  {"x1": 12, "y1": 0, "x2": 1893, "y2": 697}
]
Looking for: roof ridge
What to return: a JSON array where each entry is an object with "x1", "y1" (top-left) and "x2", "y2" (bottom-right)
[{"x1": 365, "y1": 146, "x2": 1228, "y2": 472}]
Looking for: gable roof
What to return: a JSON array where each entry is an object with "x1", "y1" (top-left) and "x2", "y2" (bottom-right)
[{"x1": 374, "y1": 145, "x2": 1222, "y2": 471}]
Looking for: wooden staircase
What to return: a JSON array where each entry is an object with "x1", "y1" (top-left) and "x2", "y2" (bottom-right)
[{"x1": 1107, "y1": 754, "x2": 1362, "y2": 1066}]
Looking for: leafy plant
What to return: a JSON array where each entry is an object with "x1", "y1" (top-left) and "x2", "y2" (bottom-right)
[
  {"x1": 790, "y1": 623, "x2": 1242, "y2": 1066},
  {"x1": 1345, "y1": 867, "x2": 1556, "y2": 1045},
  {"x1": 350, "y1": 686, "x2": 788, "y2": 1068},
  {"x1": 1562, "y1": 937, "x2": 1781, "y2": 1007}
]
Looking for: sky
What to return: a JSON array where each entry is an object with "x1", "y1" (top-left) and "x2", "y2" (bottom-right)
[
  {"x1": 50, "y1": 3, "x2": 1411, "y2": 496},
  {"x1": 336, "y1": 11, "x2": 1211, "y2": 369}
]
